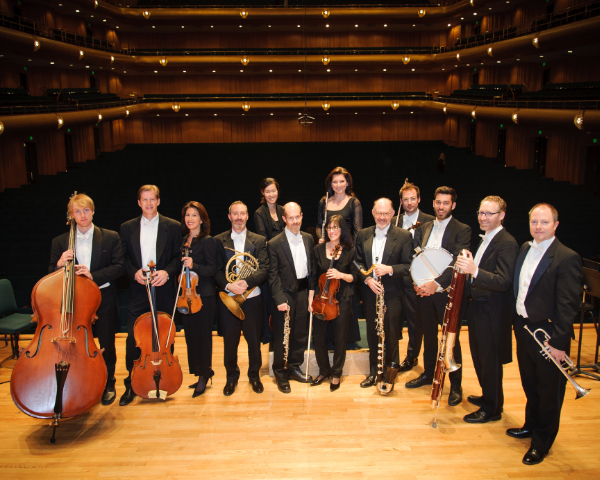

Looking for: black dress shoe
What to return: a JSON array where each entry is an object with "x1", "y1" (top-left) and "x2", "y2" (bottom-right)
[
  {"x1": 251, "y1": 380, "x2": 264, "y2": 394},
  {"x1": 467, "y1": 395, "x2": 484, "y2": 407},
  {"x1": 522, "y1": 448, "x2": 546, "y2": 465},
  {"x1": 101, "y1": 386, "x2": 116, "y2": 406},
  {"x1": 506, "y1": 427, "x2": 533, "y2": 439},
  {"x1": 463, "y1": 409, "x2": 502, "y2": 424},
  {"x1": 277, "y1": 379, "x2": 291, "y2": 394},
  {"x1": 360, "y1": 375, "x2": 376, "y2": 388},
  {"x1": 448, "y1": 386, "x2": 463, "y2": 406},
  {"x1": 188, "y1": 382, "x2": 198, "y2": 389},
  {"x1": 310, "y1": 375, "x2": 330, "y2": 386},
  {"x1": 398, "y1": 357, "x2": 418, "y2": 372},
  {"x1": 289, "y1": 368, "x2": 312, "y2": 383},
  {"x1": 223, "y1": 382, "x2": 237, "y2": 396},
  {"x1": 405, "y1": 373, "x2": 433, "y2": 389},
  {"x1": 330, "y1": 380, "x2": 341, "y2": 392},
  {"x1": 119, "y1": 388, "x2": 136, "y2": 406}
]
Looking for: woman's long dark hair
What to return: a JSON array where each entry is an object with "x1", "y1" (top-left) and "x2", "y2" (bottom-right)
[
  {"x1": 181, "y1": 201, "x2": 210, "y2": 239},
  {"x1": 324, "y1": 215, "x2": 353, "y2": 249},
  {"x1": 323, "y1": 167, "x2": 354, "y2": 199},
  {"x1": 259, "y1": 177, "x2": 280, "y2": 204}
]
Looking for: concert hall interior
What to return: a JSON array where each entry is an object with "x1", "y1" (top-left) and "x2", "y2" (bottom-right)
[{"x1": 1, "y1": 0, "x2": 600, "y2": 477}]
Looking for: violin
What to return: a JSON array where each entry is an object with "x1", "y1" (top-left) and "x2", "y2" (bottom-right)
[
  {"x1": 409, "y1": 221, "x2": 421, "y2": 231},
  {"x1": 176, "y1": 236, "x2": 202, "y2": 315},
  {"x1": 11, "y1": 193, "x2": 106, "y2": 443},
  {"x1": 131, "y1": 261, "x2": 183, "y2": 400},
  {"x1": 311, "y1": 244, "x2": 342, "y2": 321}
]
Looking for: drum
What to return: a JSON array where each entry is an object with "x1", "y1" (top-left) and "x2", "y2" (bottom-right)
[{"x1": 410, "y1": 247, "x2": 454, "y2": 287}]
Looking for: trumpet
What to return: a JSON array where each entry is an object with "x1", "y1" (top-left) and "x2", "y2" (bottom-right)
[
  {"x1": 525, "y1": 326, "x2": 591, "y2": 400},
  {"x1": 353, "y1": 260, "x2": 399, "y2": 395},
  {"x1": 219, "y1": 247, "x2": 259, "y2": 320}
]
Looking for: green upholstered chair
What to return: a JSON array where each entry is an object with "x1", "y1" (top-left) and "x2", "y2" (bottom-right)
[{"x1": 0, "y1": 279, "x2": 35, "y2": 360}]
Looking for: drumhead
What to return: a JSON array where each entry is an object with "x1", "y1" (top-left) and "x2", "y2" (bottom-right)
[{"x1": 410, "y1": 247, "x2": 453, "y2": 286}]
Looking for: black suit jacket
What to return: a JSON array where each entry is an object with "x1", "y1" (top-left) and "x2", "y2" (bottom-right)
[
  {"x1": 413, "y1": 217, "x2": 472, "y2": 289},
  {"x1": 513, "y1": 238, "x2": 583, "y2": 351},
  {"x1": 119, "y1": 214, "x2": 182, "y2": 281},
  {"x1": 49, "y1": 226, "x2": 125, "y2": 301},
  {"x1": 354, "y1": 224, "x2": 413, "y2": 293},
  {"x1": 180, "y1": 234, "x2": 220, "y2": 297},
  {"x1": 467, "y1": 227, "x2": 519, "y2": 364},
  {"x1": 392, "y1": 210, "x2": 435, "y2": 230},
  {"x1": 253, "y1": 204, "x2": 285, "y2": 241},
  {"x1": 267, "y1": 230, "x2": 317, "y2": 306},
  {"x1": 214, "y1": 229, "x2": 269, "y2": 292}
]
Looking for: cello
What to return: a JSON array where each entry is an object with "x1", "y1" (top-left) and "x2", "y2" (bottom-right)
[
  {"x1": 131, "y1": 261, "x2": 183, "y2": 400},
  {"x1": 176, "y1": 236, "x2": 202, "y2": 315},
  {"x1": 11, "y1": 194, "x2": 106, "y2": 443},
  {"x1": 311, "y1": 244, "x2": 342, "y2": 321}
]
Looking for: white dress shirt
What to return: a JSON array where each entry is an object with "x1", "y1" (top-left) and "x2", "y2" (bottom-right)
[
  {"x1": 226, "y1": 229, "x2": 260, "y2": 299},
  {"x1": 472, "y1": 225, "x2": 504, "y2": 279},
  {"x1": 140, "y1": 214, "x2": 159, "y2": 271},
  {"x1": 516, "y1": 236, "x2": 556, "y2": 317},
  {"x1": 76, "y1": 224, "x2": 109, "y2": 289},
  {"x1": 426, "y1": 215, "x2": 452, "y2": 248},
  {"x1": 367, "y1": 223, "x2": 394, "y2": 282},
  {"x1": 402, "y1": 210, "x2": 420, "y2": 238},
  {"x1": 285, "y1": 228, "x2": 308, "y2": 280}
]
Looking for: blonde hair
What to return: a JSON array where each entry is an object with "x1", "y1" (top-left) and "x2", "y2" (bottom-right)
[
  {"x1": 137, "y1": 184, "x2": 160, "y2": 201},
  {"x1": 68, "y1": 193, "x2": 94, "y2": 213},
  {"x1": 481, "y1": 195, "x2": 507, "y2": 213}
]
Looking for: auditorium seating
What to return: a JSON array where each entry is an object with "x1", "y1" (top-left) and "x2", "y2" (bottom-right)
[
  {"x1": 497, "y1": 82, "x2": 600, "y2": 109},
  {"x1": 437, "y1": 84, "x2": 523, "y2": 105},
  {"x1": 1, "y1": 142, "x2": 598, "y2": 331},
  {"x1": 141, "y1": 92, "x2": 432, "y2": 102},
  {"x1": 130, "y1": 46, "x2": 442, "y2": 55}
]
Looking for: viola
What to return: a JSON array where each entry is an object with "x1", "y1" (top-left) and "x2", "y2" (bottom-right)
[
  {"x1": 311, "y1": 244, "x2": 342, "y2": 321},
  {"x1": 176, "y1": 236, "x2": 202, "y2": 315},
  {"x1": 11, "y1": 194, "x2": 106, "y2": 443},
  {"x1": 131, "y1": 261, "x2": 183, "y2": 400}
]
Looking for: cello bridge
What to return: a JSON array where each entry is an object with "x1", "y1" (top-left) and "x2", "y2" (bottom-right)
[
  {"x1": 51, "y1": 337, "x2": 76, "y2": 343},
  {"x1": 151, "y1": 359, "x2": 163, "y2": 366}
]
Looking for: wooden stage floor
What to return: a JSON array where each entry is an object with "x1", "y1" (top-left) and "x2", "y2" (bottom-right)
[{"x1": 1, "y1": 326, "x2": 599, "y2": 480}]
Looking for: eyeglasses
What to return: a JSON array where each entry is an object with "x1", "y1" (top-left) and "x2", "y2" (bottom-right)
[
  {"x1": 374, "y1": 211, "x2": 392, "y2": 218},
  {"x1": 476, "y1": 211, "x2": 500, "y2": 218},
  {"x1": 327, "y1": 226, "x2": 340, "y2": 231}
]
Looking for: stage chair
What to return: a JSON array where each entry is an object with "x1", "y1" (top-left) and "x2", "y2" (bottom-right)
[
  {"x1": 0, "y1": 279, "x2": 35, "y2": 361},
  {"x1": 571, "y1": 267, "x2": 600, "y2": 380}
]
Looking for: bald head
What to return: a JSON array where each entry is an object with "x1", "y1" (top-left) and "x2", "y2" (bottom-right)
[
  {"x1": 282, "y1": 202, "x2": 303, "y2": 234},
  {"x1": 372, "y1": 198, "x2": 395, "y2": 229}
]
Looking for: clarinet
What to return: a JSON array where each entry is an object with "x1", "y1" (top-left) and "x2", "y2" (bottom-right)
[{"x1": 283, "y1": 302, "x2": 291, "y2": 369}]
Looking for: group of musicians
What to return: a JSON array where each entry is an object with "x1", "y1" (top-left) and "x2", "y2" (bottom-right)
[{"x1": 49, "y1": 167, "x2": 583, "y2": 466}]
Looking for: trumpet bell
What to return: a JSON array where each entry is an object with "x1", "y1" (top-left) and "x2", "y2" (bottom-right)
[
  {"x1": 576, "y1": 386, "x2": 591, "y2": 400},
  {"x1": 219, "y1": 292, "x2": 246, "y2": 320}
]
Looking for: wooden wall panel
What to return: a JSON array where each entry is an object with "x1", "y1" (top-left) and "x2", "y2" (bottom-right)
[
  {"x1": 0, "y1": 136, "x2": 27, "y2": 191},
  {"x1": 474, "y1": 120, "x2": 499, "y2": 158},
  {"x1": 546, "y1": 130, "x2": 586, "y2": 185},
  {"x1": 72, "y1": 126, "x2": 95, "y2": 162},
  {"x1": 505, "y1": 124, "x2": 536, "y2": 170},
  {"x1": 0, "y1": 63, "x2": 21, "y2": 89},
  {"x1": 550, "y1": 56, "x2": 600, "y2": 84},
  {"x1": 35, "y1": 130, "x2": 66, "y2": 175}
]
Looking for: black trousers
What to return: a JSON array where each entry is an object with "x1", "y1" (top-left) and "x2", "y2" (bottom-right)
[
  {"x1": 419, "y1": 291, "x2": 462, "y2": 388},
  {"x1": 124, "y1": 281, "x2": 176, "y2": 389},
  {"x1": 515, "y1": 316, "x2": 569, "y2": 453},
  {"x1": 467, "y1": 299, "x2": 503, "y2": 415},
  {"x1": 363, "y1": 287, "x2": 402, "y2": 377},
  {"x1": 94, "y1": 287, "x2": 118, "y2": 388},
  {"x1": 183, "y1": 296, "x2": 215, "y2": 379},
  {"x1": 402, "y1": 286, "x2": 423, "y2": 361},
  {"x1": 313, "y1": 297, "x2": 352, "y2": 378},
  {"x1": 271, "y1": 289, "x2": 309, "y2": 382},
  {"x1": 260, "y1": 283, "x2": 274, "y2": 344},
  {"x1": 220, "y1": 295, "x2": 263, "y2": 383}
]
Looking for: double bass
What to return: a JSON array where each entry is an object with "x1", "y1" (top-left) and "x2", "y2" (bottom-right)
[
  {"x1": 311, "y1": 244, "x2": 342, "y2": 321},
  {"x1": 176, "y1": 236, "x2": 202, "y2": 315},
  {"x1": 131, "y1": 261, "x2": 183, "y2": 400},
  {"x1": 11, "y1": 194, "x2": 107, "y2": 443}
]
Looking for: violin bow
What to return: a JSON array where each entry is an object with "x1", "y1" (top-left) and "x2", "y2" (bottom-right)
[{"x1": 396, "y1": 178, "x2": 408, "y2": 227}]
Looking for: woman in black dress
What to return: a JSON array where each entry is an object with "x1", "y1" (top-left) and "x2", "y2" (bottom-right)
[
  {"x1": 310, "y1": 215, "x2": 358, "y2": 391},
  {"x1": 315, "y1": 167, "x2": 362, "y2": 344},
  {"x1": 316, "y1": 167, "x2": 362, "y2": 242},
  {"x1": 253, "y1": 177, "x2": 284, "y2": 344},
  {"x1": 180, "y1": 201, "x2": 220, "y2": 398},
  {"x1": 253, "y1": 177, "x2": 285, "y2": 241}
]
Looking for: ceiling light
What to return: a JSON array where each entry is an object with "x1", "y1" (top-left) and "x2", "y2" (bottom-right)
[
  {"x1": 214, "y1": 114, "x2": 217, "y2": 116},
  {"x1": 143, "y1": 10, "x2": 150, "y2": 19},
  {"x1": 240, "y1": 9, "x2": 248, "y2": 18},
  {"x1": 540, "y1": 55, "x2": 544, "y2": 58},
  {"x1": 355, "y1": 69, "x2": 358, "y2": 72},
  {"x1": 391, "y1": 102, "x2": 399, "y2": 110},
  {"x1": 326, "y1": 24, "x2": 329, "y2": 27},
  {"x1": 384, "y1": 24, "x2": 387, "y2": 27},
  {"x1": 411, "y1": 68, "x2": 415, "y2": 71},
  {"x1": 125, "y1": 110, "x2": 129, "y2": 116},
  {"x1": 86, "y1": 65, "x2": 89, "y2": 68},
  {"x1": 322, "y1": 102, "x2": 330, "y2": 111},
  {"x1": 50, "y1": 62, "x2": 54, "y2": 64},
  {"x1": 497, "y1": 60, "x2": 501, "y2": 63},
  {"x1": 33, "y1": 38, "x2": 41, "y2": 51},
  {"x1": 243, "y1": 102, "x2": 250, "y2": 111},
  {"x1": 471, "y1": 109, "x2": 476, "y2": 119},
  {"x1": 160, "y1": 57, "x2": 168, "y2": 66},
  {"x1": 533, "y1": 37, "x2": 539, "y2": 48},
  {"x1": 298, "y1": 70, "x2": 301, "y2": 72},
  {"x1": 181, "y1": 26, "x2": 184, "y2": 28},
  {"x1": 574, "y1": 112, "x2": 584, "y2": 129},
  {"x1": 461, "y1": 17, "x2": 464, "y2": 20},
  {"x1": 355, "y1": 25, "x2": 358, "y2": 27},
  {"x1": 512, "y1": 111, "x2": 518, "y2": 124},
  {"x1": 418, "y1": 9, "x2": 426, "y2": 17},
  {"x1": 568, "y1": 50, "x2": 573, "y2": 53},
  {"x1": 57, "y1": 116, "x2": 63, "y2": 129},
  {"x1": 270, "y1": 113, "x2": 274, "y2": 115},
  {"x1": 488, "y1": 47, "x2": 493, "y2": 56},
  {"x1": 322, "y1": 56, "x2": 330, "y2": 65},
  {"x1": 448, "y1": 24, "x2": 451, "y2": 27},
  {"x1": 402, "y1": 55, "x2": 410, "y2": 64},
  {"x1": 410, "y1": 112, "x2": 414, "y2": 114},
  {"x1": 103, "y1": 19, "x2": 106, "y2": 22},
  {"x1": 183, "y1": 70, "x2": 186, "y2": 73},
  {"x1": 241, "y1": 56, "x2": 249, "y2": 65},
  {"x1": 154, "y1": 71, "x2": 157, "y2": 73},
  {"x1": 172, "y1": 103, "x2": 180, "y2": 112},
  {"x1": 185, "y1": 114, "x2": 188, "y2": 116},
  {"x1": 269, "y1": 69, "x2": 273, "y2": 72},
  {"x1": 443, "y1": 106, "x2": 447, "y2": 113},
  {"x1": 473, "y1": 12, "x2": 477, "y2": 15},
  {"x1": 383, "y1": 68, "x2": 386, "y2": 72},
  {"x1": 76, "y1": 9, "x2": 79, "y2": 12},
  {"x1": 98, "y1": 114, "x2": 102, "y2": 122},
  {"x1": 327, "y1": 69, "x2": 331, "y2": 72},
  {"x1": 152, "y1": 26, "x2": 155, "y2": 29},
  {"x1": 213, "y1": 70, "x2": 216, "y2": 72},
  {"x1": 297, "y1": 25, "x2": 301, "y2": 27},
  {"x1": 79, "y1": 50, "x2": 84, "y2": 59},
  {"x1": 110, "y1": 56, "x2": 114, "y2": 63},
  {"x1": 322, "y1": 10, "x2": 330, "y2": 18},
  {"x1": 240, "y1": 69, "x2": 243, "y2": 72}
]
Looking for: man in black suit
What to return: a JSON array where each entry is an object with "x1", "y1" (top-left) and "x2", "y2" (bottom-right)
[
  {"x1": 392, "y1": 182, "x2": 435, "y2": 373},
  {"x1": 405, "y1": 186, "x2": 471, "y2": 408},
  {"x1": 455, "y1": 196, "x2": 518, "y2": 424},
  {"x1": 118, "y1": 185, "x2": 182, "y2": 406},
  {"x1": 267, "y1": 202, "x2": 317, "y2": 394},
  {"x1": 215, "y1": 201, "x2": 269, "y2": 396},
  {"x1": 355, "y1": 198, "x2": 413, "y2": 389},
  {"x1": 49, "y1": 193, "x2": 125, "y2": 405},
  {"x1": 507, "y1": 203, "x2": 583, "y2": 466}
]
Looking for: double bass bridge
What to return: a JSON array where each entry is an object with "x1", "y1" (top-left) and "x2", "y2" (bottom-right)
[{"x1": 51, "y1": 337, "x2": 76, "y2": 343}]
